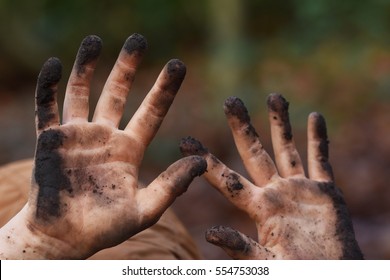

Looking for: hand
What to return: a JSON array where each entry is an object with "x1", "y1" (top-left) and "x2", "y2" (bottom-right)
[
  {"x1": 0, "y1": 34, "x2": 206, "y2": 259},
  {"x1": 180, "y1": 94, "x2": 363, "y2": 259}
]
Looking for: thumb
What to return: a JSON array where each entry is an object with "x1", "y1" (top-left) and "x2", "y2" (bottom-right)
[
  {"x1": 206, "y1": 225, "x2": 274, "y2": 260},
  {"x1": 136, "y1": 155, "x2": 206, "y2": 226}
]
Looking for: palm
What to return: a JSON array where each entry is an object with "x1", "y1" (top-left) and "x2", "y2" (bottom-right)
[
  {"x1": 29, "y1": 124, "x2": 140, "y2": 251},
  {"x1": 251, "y1": 178, "x2": 339, "y2": 259}
]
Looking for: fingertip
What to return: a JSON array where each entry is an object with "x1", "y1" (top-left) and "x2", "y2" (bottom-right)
[
  {"x1": 223, "y1": 96, "x2": 251, "y2": 123},
  {"x1": 167, "y1": 58, "x2": 186, "y2": 78},
  {"x1": 267, "y1": 92, "x2": 293, "y2": 142},
  {"x1": 267, "y1": 93, "x2": 289, "y2": 113},
  {"x1": 309, "y1": 112, "x2": 328, "y2": 139},
  {"x1": 163, "y1": 59, "x2": 186, "y2": 92},
  {"x1": 38, "y1": 57, "x2": 62, "y2": 89},
  {"x1": 36, "y1": 57, "x2": 62, "y2": 131},
  {"x1": 179, "y1": 136, "x2": 208, "y2": 157},
  {"x1": 75, "y1": 35, "x2": 102, "y2": 73},
  {"x1": 123, "y1": 33, "x2": 148, "y2": 55}
]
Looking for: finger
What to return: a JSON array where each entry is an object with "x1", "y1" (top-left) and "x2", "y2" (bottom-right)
[
  {"x1": 180, "y1": 136, "x2": 258, "y2": 211},
  {"x1": 224, "y1": 96, "x2": 279, "y2": 186},
  {"x1": 205, "y1": 225, "x2": 274, "y2": 260},
  {"x1": 93, "y1": 33, "x2": 147, "y2": 127},
  {"x1": 63, "y1": 35, "x2": 102, "y2": 123},
  {"x1": 136, "y1": 156, "x2": 207, "y2": 226},
  {"x1": 267, "y1": 93, "x2": 305, "y2": 177},
  {"x1": 307, "y1": 112, "x2": 334, "y2": 182},
  {"x1": 35, "y1": 57, "x2": 62, "y2": 134},
  {"x1": 125, "y1": 59, "x2": 186, "y2": 150}
]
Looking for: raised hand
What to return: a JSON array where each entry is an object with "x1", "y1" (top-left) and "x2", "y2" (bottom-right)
[
  {"x1": 180, "y1": 94, "x2": 363, "y2": 259},
  {"x1": 0, "y1": 34, "x2": 206, "y2": 259}
]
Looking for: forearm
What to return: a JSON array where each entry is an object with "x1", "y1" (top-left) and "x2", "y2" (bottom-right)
[{"x1": 0, "y1": 205, "x2": 82, "y2": 260}]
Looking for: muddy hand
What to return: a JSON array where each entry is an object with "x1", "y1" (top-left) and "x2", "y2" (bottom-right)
[
  {"x1": 180, "y1": 94, "x2": 363, "y2": 259},
  {"x1": 0, "y1": 34, "x2": 206, "y2": 259}
]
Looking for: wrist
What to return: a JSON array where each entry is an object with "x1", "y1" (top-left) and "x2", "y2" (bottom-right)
[{"x1": 0, "y1": 205, "x2": 83, "y2": 259}]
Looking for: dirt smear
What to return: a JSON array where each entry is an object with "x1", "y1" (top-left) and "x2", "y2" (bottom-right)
[
  {"x1": 164, "y1": 59, "x2": 186, "y2": 93},
  {"x1": 123, "y1": 33, "x2": 148, "y2": 56},
  {"x1": 312, "y1": 112, "x2": 334, "y2": 178},
  {"x1": 224, "y1": 96, "x2": 259, "y2": 139},
  {"x1": 34, "y1": 129, "x2": 71, "y2": 220},
  {"x1": 224, "y1": 96, "x2": 250, "y2": 123},
  {"x1": 206, "y1": 225, "x2": 250, "y2": 255},
  {"x1": 267, "y1": 93, "x2": 292, "y2": 141},
  {"x1": 318, "y1": 182, "x2": 364, "y2": 259},
  {"x1": 223, "y1": 172, "x2": 244, "y2": 196},
  {"x1": 180, "y1": 136, "x2": 208, "y2": 157},
  {"x1": 36, "y1": 57, "x2": 62, "y2": 130},
  {"x1": 75, "y1": 35, "x2": 102, "y2": 75}
]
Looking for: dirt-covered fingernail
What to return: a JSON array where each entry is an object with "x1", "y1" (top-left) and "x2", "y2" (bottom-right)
[
  {"x1": 180, "y1": 136, "x2": 208, "y2": 157},
  {"x1": 223, "y1": 96, "x2": 251, "y2": 123},
  {"x1": 123, "y1": 33, "x2": 148, "y2": 55},
  {"x1": 75, "y1": 35, "x2": 102, "y2": 74}
]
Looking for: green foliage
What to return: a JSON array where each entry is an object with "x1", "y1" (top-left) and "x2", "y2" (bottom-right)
[{"x1": 0, "y1": 0, "x2": 389, "y2": 126}]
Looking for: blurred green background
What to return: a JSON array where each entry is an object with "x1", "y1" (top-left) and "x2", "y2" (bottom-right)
[{"x1": 0, "y1": 0, "x2": 389, "y2": 259}]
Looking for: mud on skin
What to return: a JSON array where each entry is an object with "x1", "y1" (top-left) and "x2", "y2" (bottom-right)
[
  {"x1": 318, "y1": 182, "x2": 364, "y2": 259},
  {"x1": 180, "y1": 136, "x2": 208, "y2": 157},
  {"x1": 34, "y1": 129, "x2": 71, "y2": 220},
  {"x1": 166, "y1": 156, "x2": 207, "y2": 196},
  {"x1": 267, "y1": 93, "x2": 292, "y2": 141},
  {"x1": 223, "y1": 172, "x2": 244, "y2": 196},
  {"x1": 75, "y1": 35, "x2": 102, "y2": 75},
  {"x1": 224, "y1": 96, "x2": 259, "y2": 139},
  {"x1": 224, "y1": 96, "x2": 250, "y2": 124},
  {"x1": 123, "y1": 33, "x2": 148, "y2": 56},
  {"x1": 206, "y1": 226, "x2": 250, "y2": 254},
  {"x1": 36, "y1": 58, "x2": 62, "y2": 130},
  {"x1": 164, "y1": 59, "x2": 187, "y2": 93},
  {"x1": 312, "y1": 112, "x2": 334, "y2": 177}
]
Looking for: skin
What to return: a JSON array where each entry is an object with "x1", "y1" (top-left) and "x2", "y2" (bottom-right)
[
  {"x1": 0, "y1": 34, "x2": 206, "y2": 259},
  {"x1": 180, "y1": 94, "x2": 364, "y2": 260}
]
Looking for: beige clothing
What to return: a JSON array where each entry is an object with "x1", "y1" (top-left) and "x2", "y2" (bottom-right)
[{"x1": 0, "y1": 159, "x2": 201, "y2": 260}]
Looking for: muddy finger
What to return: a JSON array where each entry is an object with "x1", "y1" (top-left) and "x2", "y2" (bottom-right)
[
  {"x1": 124, "y1": 59, "x2": 186, "y2": 153},
  {"x1": 35, "y1": 57, "x2": 62, "y2": 134},
  {"x1": 307, "y1": 112, "x2": 334, "y2": 182},
  {"x1": 206, "y1": 225, "x2": 274, "y2": 260},
  {"x1": 224, "y1": 96, "x2": 279, "y2": 186},
  {"x1": 180, "y1": 136, "x2": 258, "y2": 211},
  {"x1": 63, "y1": 35, "x2": 102, "y2": 123},
  {"x1": 93, "y1": 33, "x2": 147, "y2": 127},
  {"x1": 136, "y1": 155, "x2": 206, "y2": 225},
  {"x1": 267, "y1": 93, "x2": 305, "y2": 178}
]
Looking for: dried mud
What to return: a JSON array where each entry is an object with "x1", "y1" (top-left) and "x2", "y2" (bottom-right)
[
  {"x1": 267, "y1": 93, "x2": 292, "y2": 141},
  {"x1": 34, "y1": 129, "x2": 71, "y2": 220},
  {"x1": 36, "y1": 57, "x2": 62, "y2": 130},
  {"x1": 75, "y1": 35, "x2": 102, "y2": 75}
]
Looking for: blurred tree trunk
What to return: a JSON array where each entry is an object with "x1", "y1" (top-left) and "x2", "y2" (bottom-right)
[{"x1": 207, "y1": 0, "x2": 245, "y2": 119}]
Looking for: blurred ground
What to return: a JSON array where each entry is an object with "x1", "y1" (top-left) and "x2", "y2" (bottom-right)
[{"x1": 0, "y1": 0, "x2": 389, "y2": 259}]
